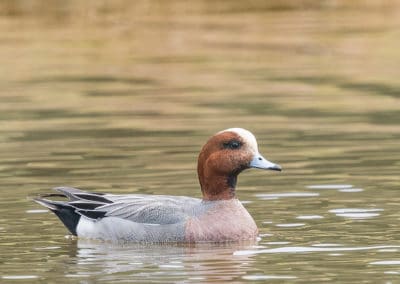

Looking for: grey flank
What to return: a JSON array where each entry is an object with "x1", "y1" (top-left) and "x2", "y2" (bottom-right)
[{"x1": 34, "y1": 187, "x2": 214, "y2": 242}]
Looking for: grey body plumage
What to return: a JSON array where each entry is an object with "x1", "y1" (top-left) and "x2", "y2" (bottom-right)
[{"x1": 34, "y1": 187, "x2": 211, "y2": 242}]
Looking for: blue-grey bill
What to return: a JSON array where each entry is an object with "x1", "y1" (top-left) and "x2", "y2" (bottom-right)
[{"x1": 249, "y1": 154, "x2": 282, "y2": 171}]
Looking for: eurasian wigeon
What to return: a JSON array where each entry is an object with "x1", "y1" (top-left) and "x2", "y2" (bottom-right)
[{"x1": 34, "y1": 128, "x2": 281, "y2": 243}]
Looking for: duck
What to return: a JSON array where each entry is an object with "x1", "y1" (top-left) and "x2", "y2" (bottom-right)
[{"x1": 34, "y1": 128, "x2": 281, "y2": 243}]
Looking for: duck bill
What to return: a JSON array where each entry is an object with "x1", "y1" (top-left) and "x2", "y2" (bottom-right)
[{"x1": 249, "y1": 153, "x2": 282, "y2": 171}]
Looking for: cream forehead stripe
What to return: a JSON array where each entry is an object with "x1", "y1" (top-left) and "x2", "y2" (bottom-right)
[{"x1": 218, "y1": 128, "x2": 259, "y2": 152}]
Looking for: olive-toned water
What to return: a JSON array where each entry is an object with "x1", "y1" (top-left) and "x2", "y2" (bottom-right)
[{"x1": 1, "y1": 1, "x2": 399, "y2": 283}]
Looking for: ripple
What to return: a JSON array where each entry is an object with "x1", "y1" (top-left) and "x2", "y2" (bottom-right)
[
  {"x1": 129, "y1": 262, "x2": 144, "y2": 265},
  {"x1": 329, "y1": 208, "x2": 383, "y2": 219},
  {"x1": 312, "y1": 243, "x2": 343, "y2": 247},
  {"x1": 276, "y1": 223, "x2": 305, "y2": 227},
  {"x1": 338, "y1": 188, "x2": 364, "y2": 193},
  {"x1": 256, "y1": 192, "x2": 319, "y2": 200},
  {"x1": 234, "y1": 245, "x2": 400, "y2": 256},
  {"x1": 26, "y1": 209, "x2": 48, "y2": 213},
  {"x1": 266, "y1": 241, "x2": 291, "y2": 245},
  {"x1": 34, "y1": 246, "x2": 61, "y2": 250},
  {"x1": 65, "y1": 274, "x2": 91, "y2": 278},
  {"x1": 296, "y1": 215, "x2": 324, "y2": 220},
  {"x1": 378, "y1": 249, "x2": 399, "y2": 252},
  {"x1": 242, "y1": 275, "x2": 297, "y2": 280},
  {"x1": 330, "y1": 208, "x2": 383, "y2": 213},
  {"x1": 2, "y1": 275, "x2": 39, "y2": 280},
  {"x1": 335, "y1": 213, "x2": 380, "y2": 219},
  {"x1": 370, "y1": 260, "x2": 400, "y2": 265},
  {"x1": 307, "y1": 184, "x2": 353, "y2": 190},
  {"x1": 259, "y1": 233, "x2": 273, "y2": 237},
  {"x1": 159, "y1": 264, "x2": 184, "y2": 269}
]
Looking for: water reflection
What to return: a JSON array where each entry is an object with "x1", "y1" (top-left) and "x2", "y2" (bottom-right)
[
  {"x1": 70, "y1": 240, "x2": 258, "y2": 282},
  {"x1": 296, "y1": 215, "x2": 324, "y2": 220},
  {"x1": 256, "y1": 192, "x2": 319, "y2": 199},
  {"x1": 329, "y1": 208, "x2": 383, "y2": 219},
  {"x1": 235, "y1": 245, "x2": 400, "y2": 256},
  {"x1": 1, "y1": 0, "x2": 400, "y2": 282}
]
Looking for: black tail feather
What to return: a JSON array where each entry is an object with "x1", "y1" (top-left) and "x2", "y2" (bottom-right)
[
  {"x1": 34, "y1": 198, "x2": 80, "y2": 236},
  {"x1": 34, "y1": 187, "x2": 113, "y2": 236},
  {"x1": 54, "y1": 187, "x2": 112, "y2": 203},
  {"x1": 52, "y1": 205, "x2": 80, "y2": 236}
]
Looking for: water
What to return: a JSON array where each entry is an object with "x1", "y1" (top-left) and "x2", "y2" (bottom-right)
[{"x1": 1, "y1": 1, "x2": 400, "y2": 283}]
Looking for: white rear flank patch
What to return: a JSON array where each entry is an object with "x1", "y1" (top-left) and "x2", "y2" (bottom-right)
[{"x1": 77, "y1": 216, "x2": 137, "y2": 241}]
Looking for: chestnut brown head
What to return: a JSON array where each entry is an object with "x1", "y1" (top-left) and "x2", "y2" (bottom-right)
[{"x1": 197, "y1": 128, "x2": 281, "y2": 201}]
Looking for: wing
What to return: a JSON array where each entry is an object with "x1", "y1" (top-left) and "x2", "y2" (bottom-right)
[{"x1": 40, "y1": 187, "x2": 201, "y2": 225}]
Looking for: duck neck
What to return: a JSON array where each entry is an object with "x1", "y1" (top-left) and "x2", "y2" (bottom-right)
[{"x1": 198, "y1": 171, "x2": 238, "y2": 201}]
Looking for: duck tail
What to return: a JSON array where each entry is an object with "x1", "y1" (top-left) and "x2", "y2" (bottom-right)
[{"x1": 33, "y1": 197, "x2": 80, "y2": 236}]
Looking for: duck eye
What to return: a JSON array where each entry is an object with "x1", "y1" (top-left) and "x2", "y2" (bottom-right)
[{"x1": 223, "y1": 140, "x2": 242, "y2": 150}]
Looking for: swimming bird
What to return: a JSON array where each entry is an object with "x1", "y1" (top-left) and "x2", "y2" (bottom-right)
[{"x1": 34, "y1": 128, "x2": 281, "y2": 243}]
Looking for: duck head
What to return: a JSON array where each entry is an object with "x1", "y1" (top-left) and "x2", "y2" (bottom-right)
[{"x1": 198, "y1": 128, "x2": 281, "y2": 201}]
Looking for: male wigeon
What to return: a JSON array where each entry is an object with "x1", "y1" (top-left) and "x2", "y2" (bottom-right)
[{"x1": 34, "y1": 128, "x2": 281, "y2": 243}]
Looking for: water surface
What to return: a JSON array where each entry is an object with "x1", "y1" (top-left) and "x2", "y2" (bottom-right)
[{"x1": 1, "y1": 1, "x2": 400, "y2": 283}]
